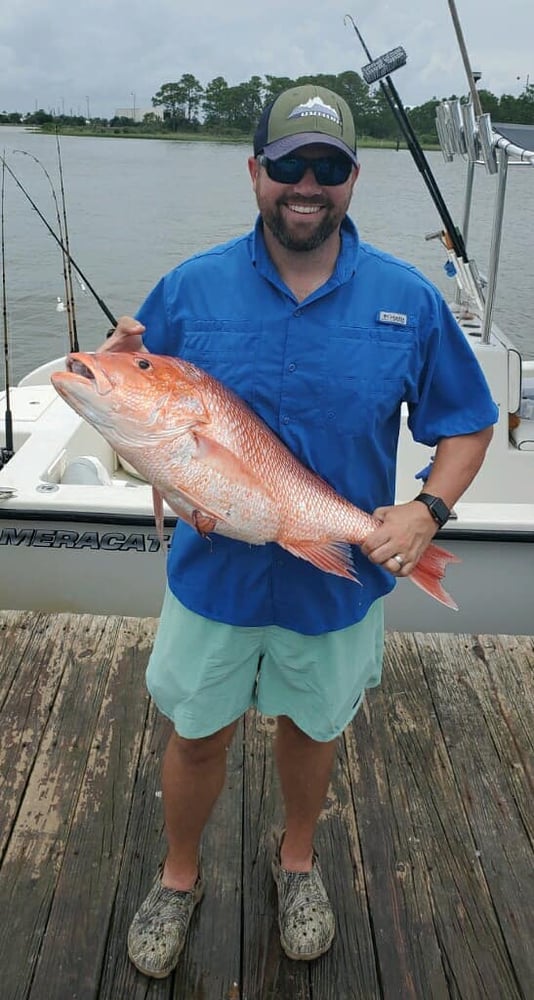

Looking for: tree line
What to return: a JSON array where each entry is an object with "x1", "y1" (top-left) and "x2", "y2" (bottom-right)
[{"x1": 2, "y1": 71, "x2": 533, "y2": 143}]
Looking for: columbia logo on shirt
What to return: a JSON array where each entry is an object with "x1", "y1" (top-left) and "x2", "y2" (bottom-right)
[{"x1": 378, "y1": 311, "x2": 407, "y2": 326}]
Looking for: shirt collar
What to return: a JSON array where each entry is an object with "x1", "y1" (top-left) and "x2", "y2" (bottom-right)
[{"x1": 250, "y1": 214, "x2": 360, "y2": 292}]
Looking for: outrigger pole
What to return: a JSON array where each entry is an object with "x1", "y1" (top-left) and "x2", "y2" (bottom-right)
[
  {"x1": 344, "y1": 14, "x2": 469, "y2": 262},
  {"x1": 1, "y1": 155, "x2": 14, "y2": 468},
  {"x1": 0, "y1": 155, "x2": 117, "y2": 328},
  {"x1": 447, "y1": 0, "x2": 484, "y2": 117}
]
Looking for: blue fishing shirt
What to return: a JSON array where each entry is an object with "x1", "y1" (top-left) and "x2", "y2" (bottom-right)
[{"x1": 139, "y1": 217, "x2": 498, "y2": 635}]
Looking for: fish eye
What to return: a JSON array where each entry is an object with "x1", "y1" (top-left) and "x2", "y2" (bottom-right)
[{"x1": 136, "y1": 358, "x2": 151, "y2": 370}]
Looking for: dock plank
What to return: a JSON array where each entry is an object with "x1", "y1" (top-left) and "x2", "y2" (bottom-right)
[
  {"x1": 0, "y1": 614, "x2": 130, "y2": 1000},
  {"x1": 0, "y1": 611, "x2": 87, "y2": 855},
  {"x1": 28, "y1": 617, "x2": 155, "y2": 1000},
  {"x1": 0, "y1": 612, "x2": 532, "y2": 1000},
  {"x1": 98, "y1": 698, "x2": 172, "y2": 1000},
  {"x1": 345, "y1": 631, "x2": 526, "y2": 999},
  {"x1": 414, "y1": 632, "x2": 534, "y2": 996}
]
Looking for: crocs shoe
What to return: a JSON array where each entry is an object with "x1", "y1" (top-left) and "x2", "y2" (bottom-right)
[
  {"x1": 271, "y1": 831, "x2": 335, "y2": 961},
  {"x1": 127, "y1": 867, "x2": 204, "y2": 978}
]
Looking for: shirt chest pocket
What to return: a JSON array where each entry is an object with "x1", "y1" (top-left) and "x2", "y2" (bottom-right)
[
  {"x1": 180, "y1": 321, "x2": 259, "y2": 407},
  {"x1": 323, "y1": 330, "x2": 413, "y2": 436}
]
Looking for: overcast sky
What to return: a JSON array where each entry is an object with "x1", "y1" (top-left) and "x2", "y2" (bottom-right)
[{"x1": 2, "y1": 0, "x2": 532, "y2": 119}]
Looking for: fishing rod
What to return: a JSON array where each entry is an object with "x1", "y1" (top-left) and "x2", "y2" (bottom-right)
[
  {"x1": 344, "y1": 13, "x2": 469, "y2": 262},
  {"x1": 1, "y1": 155, "x2": 14, "y2": 468},
  {"x1": 55, "y1": 130, "x2": 79, "y2": 351},
  {"x1": 0, "y1": 154, "x2": 117, "y2": 328},
  {"x1": 13, "y1": 148, "x2": 76, "y2": 351}
]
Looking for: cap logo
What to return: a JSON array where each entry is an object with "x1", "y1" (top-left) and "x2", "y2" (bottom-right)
[{"x1": 287, "y1": 97, "x2": 341, "y2": 126}]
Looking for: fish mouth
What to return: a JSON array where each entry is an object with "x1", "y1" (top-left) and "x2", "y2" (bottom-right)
[{"x1": 64, "y1": 353, "x2": 113, "y2": 395}]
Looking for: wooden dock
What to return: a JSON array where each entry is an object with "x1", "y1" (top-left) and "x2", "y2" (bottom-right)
[{"x1": 0, "y1": 611, "x2": 532, "y2": 1000}]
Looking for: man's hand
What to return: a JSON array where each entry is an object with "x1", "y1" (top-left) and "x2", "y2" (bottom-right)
[
  {"x1": 360, "y1": 501, "x2": 438, "y2": 577},
  {"x1": 362, "y1": 427, "x2": 494, "y2": 577},
  {"x1": 96, "y1": 315, "x2": 146, "y2": 354}
]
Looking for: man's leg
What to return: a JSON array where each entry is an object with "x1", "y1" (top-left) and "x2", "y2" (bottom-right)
[
  {"x1": 272, "y1": 715, "x2": 337, "y2": 960},
  {"x1": 275, "y1": 715, "x2": 337, "y2": 870},
  {"x1": 128, "y1": 719, "x2": 238, "y2": 977},
  {"x1": 161, "y1": 721, "x2": 239, "y2": 888}
]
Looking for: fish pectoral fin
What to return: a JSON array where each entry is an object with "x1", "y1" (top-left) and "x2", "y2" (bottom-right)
[
  {"x1": 193, "y1": 432, "x2": 264, "y2": 492},
  {"x1": 152, "y1": 486, "x2": 165, "y2": 545},
  {"x1": 165, "y1": 484, "x2": 230, "y2": 527},
  {"x1": 279, "y1": 539, "x2": 360, "y2": 582},
  {"x1": 192, "y1": 510, "x2": 218, "y2": 537}
]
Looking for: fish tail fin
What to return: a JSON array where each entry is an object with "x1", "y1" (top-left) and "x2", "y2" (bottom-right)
[{"x1": 409, "y1": 542, "x2": 461, "y2": 610}]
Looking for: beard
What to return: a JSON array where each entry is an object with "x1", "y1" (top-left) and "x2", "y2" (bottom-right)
[{"x1": 260, "y1": 197, "x2": 347, "y2": 252}]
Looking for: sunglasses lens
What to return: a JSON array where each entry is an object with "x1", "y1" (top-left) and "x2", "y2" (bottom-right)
[
  {"x1": 262, "y1": 155, "x2": 352, "y2": 186},
  {"x1": 266, "y1": 157, "x2": 305, "y2": 183},
  {"x1": 315, "y1": 158, "x2": 353, "y2": 185}
]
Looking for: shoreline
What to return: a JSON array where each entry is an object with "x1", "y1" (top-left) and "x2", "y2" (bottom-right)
[{"x1": 0, "y1": 123, "x2": 439, "y2": 151}]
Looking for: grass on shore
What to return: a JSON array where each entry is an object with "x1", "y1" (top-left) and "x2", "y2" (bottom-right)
[{"x1": 36, "y1": 124, "x2": 439, "y2": 150}]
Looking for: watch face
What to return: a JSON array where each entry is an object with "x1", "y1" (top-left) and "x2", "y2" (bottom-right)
[{"x1": 417, "y1": 494, "x2": 449, "y2": 526}]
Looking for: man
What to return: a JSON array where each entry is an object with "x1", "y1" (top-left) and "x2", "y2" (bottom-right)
[{"x1": 99, "y1": 85, "x2": 497, "y2": 977}]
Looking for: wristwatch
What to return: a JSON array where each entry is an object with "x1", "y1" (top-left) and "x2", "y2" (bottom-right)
[{"x1": 413, "y1": 492, "x2": 450, "y2": 528}]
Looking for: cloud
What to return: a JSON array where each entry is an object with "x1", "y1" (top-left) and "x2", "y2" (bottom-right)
[{"x1": 2, "y1": 0, "x2": 531, "y2": 117}]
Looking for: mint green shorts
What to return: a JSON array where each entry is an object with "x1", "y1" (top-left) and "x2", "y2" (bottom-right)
[{"x1": 146, "y1": 588, "x2": 384, "y2": 742}]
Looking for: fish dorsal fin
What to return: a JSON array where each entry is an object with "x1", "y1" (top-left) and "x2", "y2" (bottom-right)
[{"x1": 279, "y1": 539, "x2": 360, "y2": 582}]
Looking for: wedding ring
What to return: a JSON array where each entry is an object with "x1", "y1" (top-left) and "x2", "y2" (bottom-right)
[{"x1": 393, "y1": 554, "x2": 404, "y2": 567}]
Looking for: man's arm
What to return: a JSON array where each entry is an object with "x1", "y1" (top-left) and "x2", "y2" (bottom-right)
[
  {"x1": 360, "y1": 426, "x2": 494, "y2": 577},
  {"x1": 96, "y1": 315, "x2": 147, "y2": 354}
]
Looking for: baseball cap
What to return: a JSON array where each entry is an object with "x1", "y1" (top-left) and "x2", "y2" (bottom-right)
[{"x1": 253, "y1": 85, "x2": 358, "y2": 165}]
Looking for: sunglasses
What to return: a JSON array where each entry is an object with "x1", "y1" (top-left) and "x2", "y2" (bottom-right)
[{"x1": 258, "y1": 153, "x2": 354, "y2": 186}]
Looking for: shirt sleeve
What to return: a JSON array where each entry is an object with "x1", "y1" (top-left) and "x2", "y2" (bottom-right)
[
  {"x1": 407, "y1": 294, "x2": 499, "y2": 446},
  {"x1": 136, "y1": 275, "x2": 179, "y2": 355}
]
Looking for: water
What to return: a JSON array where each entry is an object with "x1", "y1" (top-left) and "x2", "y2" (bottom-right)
[{"x1": 1, "y1": 125, "x2": 533, "y2": 383}]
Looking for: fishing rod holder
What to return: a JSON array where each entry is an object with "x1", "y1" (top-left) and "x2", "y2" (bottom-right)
[
  {"x1": 361, "y1": 47, "x2": 407, "y2": 85},
  {"x1": 435, "y1": 100, "x2": 498, "y2": 174}
]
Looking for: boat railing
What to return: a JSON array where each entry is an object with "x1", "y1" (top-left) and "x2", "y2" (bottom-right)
[{"x1": 434, "y1": 100, "x2": 534, "y2": 344}]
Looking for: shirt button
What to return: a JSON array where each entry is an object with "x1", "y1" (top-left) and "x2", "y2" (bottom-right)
[
  {"x1": 294, "y1": 308, "x2": 302, "y2": 316},
  {"x1": 282, "y1": 415, "x2": 290, "y2": 425},
  {"x1": 288, "y1": 363, "x2": 296, "y2": 372}
]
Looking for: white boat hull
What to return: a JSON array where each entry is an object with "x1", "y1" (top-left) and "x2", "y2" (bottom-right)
[
  {"x1": 1, "y1": 511, "x2": 532, "y2": 632},
  {"x1": 386, "y1": 534, "x2": 533, "y2": 634},
  {"x1": 0, "y1": 512, "x2": 171, "y2": 617}
]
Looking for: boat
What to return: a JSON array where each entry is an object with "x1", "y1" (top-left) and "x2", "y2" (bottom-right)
[{"x1": 1, "y1": 91, "x2": 533, "y2": 630}]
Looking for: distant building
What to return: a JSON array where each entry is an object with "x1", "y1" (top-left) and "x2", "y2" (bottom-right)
[{"x1": 114, "y1": 107, "x2": 163, "y2": 123}]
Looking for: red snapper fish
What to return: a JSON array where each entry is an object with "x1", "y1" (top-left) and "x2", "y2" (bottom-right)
[{"x1": 51, "y1": 352, "x2": 460, "y2": 608}]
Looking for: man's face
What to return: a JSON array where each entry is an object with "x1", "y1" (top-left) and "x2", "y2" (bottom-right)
[{"x1": 248, "y1": 144, "x2": 359, "y2": 252}]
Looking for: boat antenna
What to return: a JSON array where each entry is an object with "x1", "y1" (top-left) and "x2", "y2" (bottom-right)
[
  {"x1": 344, "y1": 13, "x2": 469, "y2": 262},
  {"x1": 55, "y1": 129, "x2": 79, "y2": 351},
  {"x1": 13, "y1": 149, "x2": 76, "y2": 352},
  {"x1": 0, "y1": 155, "x2": 117, "y2": 327},
  {"x1": 447, "y1": 0, "x2": 484, "y2": 117},
  {"x1": 1, "y1": 154, "x2": 14, "y2": 468}
]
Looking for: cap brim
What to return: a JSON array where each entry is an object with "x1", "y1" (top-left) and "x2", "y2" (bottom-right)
[{"x1": 262, "y1": 132, "x2": 358, "y2": 166}]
